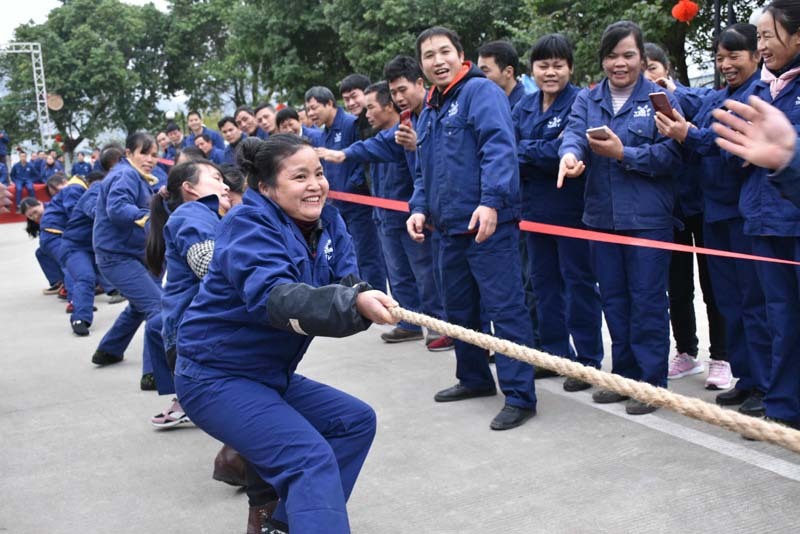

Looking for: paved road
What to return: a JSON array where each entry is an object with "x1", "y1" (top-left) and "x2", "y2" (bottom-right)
[{"x1": 1, "y1": 222, "x2": 798, "y2": 533}]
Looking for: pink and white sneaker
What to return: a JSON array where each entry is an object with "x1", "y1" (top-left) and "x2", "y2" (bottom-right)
[
  {"x1": 705, "y1": 360, "x2": 733, "y2": 390},
  {"x1": 150, "y1": 397, "x2": 190, "y2": 429},
  {"x1": 668, "y1": 352, "x2": 704, "y2": 379}
]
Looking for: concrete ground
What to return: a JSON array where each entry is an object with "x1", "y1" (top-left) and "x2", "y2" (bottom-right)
[{"x1": 1, "y1": 221, "x2": 799, "y2": 533}]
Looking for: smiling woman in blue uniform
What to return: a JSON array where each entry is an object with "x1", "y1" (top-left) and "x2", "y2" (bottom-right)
[
  {"x1": 174, "y1": 135, "x2": 397, "y2": 533},
  {"x1": 512, "y1": 34, "x2": 603, "y2": 393},
  {"x1": 558, "y1": 21, "x2": 683, "y2": 415}
]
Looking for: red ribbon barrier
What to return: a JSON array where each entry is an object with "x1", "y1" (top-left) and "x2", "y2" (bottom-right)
[{"x1": 327, "y1": 190, "x2": 800, "y2": 266}]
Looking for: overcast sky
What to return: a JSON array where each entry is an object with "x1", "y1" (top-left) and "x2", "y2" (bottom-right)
[{"x1": 1, "y1": 1, "x2": 168, "y2": 43}]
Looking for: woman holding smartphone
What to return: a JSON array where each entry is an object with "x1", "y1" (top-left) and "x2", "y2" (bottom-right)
[
  {"x1": 512, "y1": 34, "x2": 603, "y2": 393},
  {"x1": 558, "y1": 20, "x2": 683, "y2": 414},
  {"x1": 655, "y1": 23, "x2": 771, "y2": 417}
]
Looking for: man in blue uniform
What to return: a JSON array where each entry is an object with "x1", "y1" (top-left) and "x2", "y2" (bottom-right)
[
  {"x1": 408, "y1": 27, "x2": 537, "y2": 430},
  {"x1": 235, "y1": 106, "x2": 268, "y2": 140},
  {"x1": 185, "y1": 110, "x2": 225, "y2": 150},
  {"x1": 165, "y1": 122, "x2": 185, "y2": 161},
  {"x1": 305, "y1": 86, "x2": 387, "y2": 291},
  {"x1": 10, "y1": 151, "x2": 37, "y2": 209},
  {"x1": 255, "y1": 104, "x2": 277, "y2": 138},
  {"x1": 275, "y1": 107, "x2": 322, "y2": 145},
  {"x1": 71, "y1": 151, "x2": 92, "y2": 177},
  {"x1": 218, "y1": 117, "x2": 247, "y2": 166},
  {"x1": 194, "y1": 134, "x2": 225, "y2": 164},
  {"x1": 477, "y1": 40, "x2": 527, "y2": 110}
]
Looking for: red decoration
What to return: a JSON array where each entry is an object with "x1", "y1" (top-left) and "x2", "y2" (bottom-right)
[
  {"x1": 54, "y1": 133, "x2": 62, "y2": 143},
  {"x1": 672, "y1": 0, "x2": 699, "y2": 24}
]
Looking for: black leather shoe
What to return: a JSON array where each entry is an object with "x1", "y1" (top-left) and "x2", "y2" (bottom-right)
[
  {"x1": 380, "y1": 327, "x2": 424, "y2": 343},
  {"x1": 140, "y1": 373, "x2": 156, "y2": 391},
  {"x1": 490, "y1": 404, "x2": 536, "y2": 430},
  {"x1": 592, "y1": 389, "x2": 629, "y2": 404},
  {"x1": 534, "y1": 367, "x2": 559, "y2": 379},
  {"x1": 434, "y1": 383, "x2": 496, "y2": 403},
  {"x1": 626, "y1": 398, "x2": 658, "y2": 415},
  {"x1": 716, "y1": 387, "x2": 750, "y2": 406},
  {"x1": 563, "y1": 377, "x2": 592, "y2": 392},
  {"x1": 91, "y1": 349, "x2": 123, "y2": 366},
  {"x1": 738, "y1": 390, "x2": 765, "y2": 417}
]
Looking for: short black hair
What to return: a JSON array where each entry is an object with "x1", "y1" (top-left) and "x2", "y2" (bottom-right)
[
  {"x1": 125, "y1": 132, "x2": 156, "y2": 155},
  {"x1": 529, "y1": 33, "x2": 574, "y2": 70},
  {"x1": 304, "y1": 86, "x2": 336, "y2": 106},
  {"x1": 255, "y1": 103, "x2": 275, "y2": 114},
  {"x1": 713, "y1": 23, "x2": 758, "y2": 54},
  {"x1": 217, "y1": 116, "x2": 237, "y2": 129},
  {"x1": 384, "y1": 55, "x2": 424, "y2": 84},
  {"x1": 165, "y1": 122, "x2": 181, "y2": 134},
  {"x1": 644, "y1": 42, "x2": 670, "y2": 69},
  {"x1": 415, "y1": 26, "x2": 463, "y2": 62},
  {"x1": 477, "y1": 40, "x2": 520, "y2": 77},
  {"x1": 198, "y1": 133, "x2": 212, "y2": 143},
  {"x1": 339, "y1": 74, "x2": 371, "y2": 95},
  {"x1": 100, "y1": 143, "x2": 124, "y2": 171},
  {"x1": 599, "y1": 21, "x2": 645, "y2": 67},
  {"x1": 364, "y1": 81, "x2": 394, "y2": 108},
  {"x1": 275, "y1": 107, "x2": 300, "y2": 127},
  {"x1": 187, "y1": 110, "x2": 202, "y2": 119},
  {"x1": 234, "y1": 106, "x2": 255, "y2": 119}
]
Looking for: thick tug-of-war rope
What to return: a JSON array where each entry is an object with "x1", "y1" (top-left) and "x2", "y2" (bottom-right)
[{"x1": 389, "y1": 306, "x2": 800, "y2": 454}]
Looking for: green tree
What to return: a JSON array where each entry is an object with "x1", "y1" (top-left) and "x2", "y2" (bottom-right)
[{"x1": 0, "y1": 0, "x2": 169, "y2": 155}]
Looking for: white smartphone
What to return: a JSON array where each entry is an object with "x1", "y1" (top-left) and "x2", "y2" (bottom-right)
[{"x1": 586, "y1": 126, "x2": 612, "y2": 140}]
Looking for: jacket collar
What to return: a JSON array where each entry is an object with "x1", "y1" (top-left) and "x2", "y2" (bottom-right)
[
  {"x1": 522, "y1": 83, "x2": 578, "y2": 113},
  {"x1": 425, "y1": 62, "x2": 483, "y2": 109},
  {"x1": 589, "y1": 74, "x2": 649, "y2": 116}
]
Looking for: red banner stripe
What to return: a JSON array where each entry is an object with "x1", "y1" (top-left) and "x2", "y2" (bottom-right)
[{"x1": 326, "y1": 190, "x2": 800, "y2": 266}]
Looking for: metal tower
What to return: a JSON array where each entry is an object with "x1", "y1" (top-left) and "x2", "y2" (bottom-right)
[{"x1": 0, "y1": 42, "x2": 53, "y2": 148}]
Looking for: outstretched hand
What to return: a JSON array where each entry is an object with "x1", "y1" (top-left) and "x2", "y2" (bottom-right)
[{"x1": 356, "y1": 290, "x2": 399, "y2": 325}]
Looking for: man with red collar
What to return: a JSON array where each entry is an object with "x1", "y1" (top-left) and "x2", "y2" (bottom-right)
[{"x1": 407, "y1": 26, "x2": 536, "y2": 431}]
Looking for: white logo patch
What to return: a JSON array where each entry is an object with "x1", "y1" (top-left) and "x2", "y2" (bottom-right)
[
  {"x1": 324, "y1": 239, "x2": 334, "y2": 261},
  {"x1": 333, "y1": 132, "x2": 342, "y2": 144},
  {"x1": 546, "y1": 116, "x2": 562, "y2": 129},
  {"x1": 795, "y1": 96, "x2": 800, "y2": 106},
  {"x1": 447, "y1": 102, "x2": 459, "y2": 117},
  {"x1": 633, "y1": 105, "x2": 652, "y2": 118}
]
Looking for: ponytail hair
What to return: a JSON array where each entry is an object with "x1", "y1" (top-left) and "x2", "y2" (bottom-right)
[
  {"x1": 19, "y1": 197, "x2": 42, "y2": 238},
  {"x1": 145, "y1": 160, "x2": 222, "y2": 276},
  {"x1": 237, "y1": 134, "x2": 311, "y2": 191}
]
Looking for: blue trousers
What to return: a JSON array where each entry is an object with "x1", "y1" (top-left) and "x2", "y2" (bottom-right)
[
  {"x1": 62, "y1": 250, "x2": 98, "y2": 324},
  {"x1": 336, "y1": 202, "x2": 387, "y2": 291},
  {"x1": 13, "y1": 179, "x2": 35, "y2": 207},
  {"x1": 751, "y1": 236, "x2": 800, "y2": 424},
  {"x1": 97, "y1": 254, "x2": 165, "y2": 380},
  {"x1": 35, "y1": 246, "x2": 63, "y2": 286},
  {"x1": 39, "y1": 233, "x2": 73, "y2": 297},
  {"x1": 590, "y1": 228, "x2": 672, "y2": 387},
  {"x1": 175, "y1": 371, "x2": 376, "y2": 533},
  {"x1": 438, "y1": 223, "x2": 536, "y2": 409},
  {"x1": 704, "y1": 219, "x2": 771, "y2": 393},
  {"x1": 377, "y1": 223, "x2": 443, "y2": 331},
  {"x1": 527, "y1": 232, "x2": 603, "y2": 367}
]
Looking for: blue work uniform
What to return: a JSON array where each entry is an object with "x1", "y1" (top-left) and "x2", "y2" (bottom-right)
[
  {"x1": 771, "y1": 138, "x2": 800, "y2": 207},
  {"x1": 185, "y1": 126, "x2": 225, "y2": 151},
  {"x1": 508, "y1": 82, "x2": 527, "y2": 111},
  {"x1": 682, "y1": 72, "x2": 770, "y2": 395},
  {"x1": 301, "y1": 125, "x2": 323, "y2": 145},
  {"x1": 175, "y1": 188, "x2": 375, "y2": 533},
  {"x1": 93, "y1": 158, "x2": 167, "y2": 381},
  {"x1": 314, "y1": 107, "x2": 386, "y2": 291},
  {"x1": 10, "y1": 160, "x2": 37, "y2": 207},
  {"x1": 203, "y1": 147, "x2": 225, "y2": 165},
  {"x1": 737, "y1": 67, "x2": 800, "y2": 425},
  {"x1": 411, "y1": 63, "x2": 536, "y2": 408},
  {"x1": 40, "y1": 161, "x2": 64, "y2": 182},
  {"x1": 344, "y1": 123, "x2": 443, "y2": 330},
  {"x1": 0, "y1": 130, "x2": 8, "y2": 163},
  {"x1": 512, "y1": 83, "x2": 603, "y2": 368},
  {"x1": 559, "y1": 75, "x2": 683, "y2": 387},
  {"x1": 0, "y1": 162, "x2": 7, "y2": 185},
  {"x1": 71, "y1": 161, "x2": 92, "y2": 177},
  {"x1": 223, "y1": 133, "x2": 247, "y2": 166}
]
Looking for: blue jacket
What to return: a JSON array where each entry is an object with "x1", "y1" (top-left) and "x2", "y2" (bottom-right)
[
  {"x1": 0, "y1": 131, "x2": 8, "y2": 155},
  {"x1": 769, "y1": 138, "x2": 800, "y2": 209},
  {"x1": 223, "y1": 133, "x2": 247, "y2": 166},
  {"x1": 176, "y1": 188, "x2": 359, "y2": 391},
  {"x1": 61, "y1": 181, "x2": 102, "y2": 258},
  {"x1": 513, "y1": 83, "x2": 585, "y2": 225},
  {"x1": 301, "y1": 125, "x2": 323, "y2": 146},
  {"x1": 737, "y1": 73, "x2": 800, "y2": 236},
  {"x1": 682, "y1": 71, "x2": 760, "y2": 223},
  {"x1": 164, "y1": 144, "x2": 180, "y2": 162},
  {"x1": 206, "y1": 147, "x2": 225, "y2": 165},
  {"x1": 92, "y1": 158, "x2": 103, "y2": 172},
  {"x1": 185, "y1": 126, "x2": 225, "y2": 151},
  {"x1": 71, "y1": 161, "x2": 92, "y2": 177},
  {"x1": 10, "y1": 161, "x2": 37, "y2": 182},
  {"x1": 508, "y1": 82, "x2": 527, "y2": 111},
  {"x1": 39, "y1": 177, "x2": 87, "y2": 243},
  {"x1": 559, "y1": 75, "x2": 682, "y2": 230},
  {"x1": 93, "y1": 158, "x2": 158, "y2": 259},
  {"x1": 162, "y1": 196, "x2": 221, "y2": 351},
  {"x1": 672, "y1": 81, "x2": 713, "y2": 122},
  {"x1": 313, "y1": 107, "x2": 366, "y2": 193},
  {"x1": 41, "y1": 162, "x2": 64, "y2": 181},
  {"x1": 0, "y1": 162, "x2": 6, "y2": 185},
  {"x1": 410, "y1": 63, "x2": 521, "y2": 235},
  {"x1": 344, "y1": 123, "x2": 413, "y2": 229}
]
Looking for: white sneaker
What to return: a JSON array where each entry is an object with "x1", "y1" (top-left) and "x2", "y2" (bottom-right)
[
  {"x1": 668, "y1": 352, "x2": 704, "y2": 379},
  {"x1": 705, "y1": 360, "x2": 733, "y2": 390}
]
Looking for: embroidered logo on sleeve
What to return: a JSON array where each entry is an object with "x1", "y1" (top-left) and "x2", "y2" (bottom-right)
[
  {"x1": 633, "y1": 105, "x2": 652, "y2": 118},
  {"x1": 324, "y1": 239, "x2": 334, "y2": 261}
]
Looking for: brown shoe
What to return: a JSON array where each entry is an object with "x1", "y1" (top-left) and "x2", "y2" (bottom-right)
[
  {"x1": 213, "y1": 444, "x2": 246, "y2": 487},
  {"x1": 246, "y1": 501, "x2": 280, "y2": 534}
]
